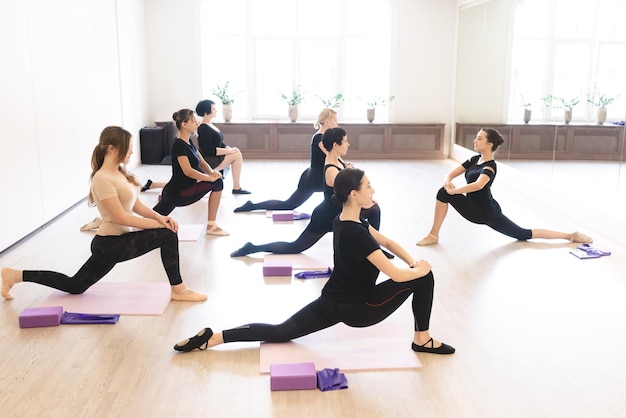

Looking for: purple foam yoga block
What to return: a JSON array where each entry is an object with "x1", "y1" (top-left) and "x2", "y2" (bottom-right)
[
  {"x1": 263, "y1": 261, "x2": 292, "y2": 276},
  {"x1": 272, "y1": 211, "x2": 294, "y2": 221},
  {"x1": 19, "y1": 306, "x2": 64, "y2": 328},
  {"x1": 270, "y1": 362, "x2": 317, "y2": 391}
]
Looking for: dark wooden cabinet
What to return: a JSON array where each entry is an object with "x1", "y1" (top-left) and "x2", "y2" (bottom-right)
[{"x1": 210, "y1": 122, "x2": 445, "y2": 160}]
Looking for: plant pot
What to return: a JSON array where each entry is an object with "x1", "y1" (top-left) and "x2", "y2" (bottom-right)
[
  {"x1": 367, "y1": 108, "x2": 375, "y2": 123},
  {"x1": 523, "y1": 109, "x2": 532, "y2": 123},
  {"x1": 288, "y1": 105, "x2": 299, "y2": 122},
  {"x1": 596, "y1": 107, "x2": 607, "y2": 125},
  {"x1": 222, "y1": 104, "x2": 232, "y2": 123},
  {"x1": 564, "y1": 109, "x2": 572, "y2": 124}
]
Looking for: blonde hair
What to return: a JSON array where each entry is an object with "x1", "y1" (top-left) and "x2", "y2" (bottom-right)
[
  {"x1": 313, "y1": 108, "x2": 337, "y2": 130},
  {"x1": 88, "y1": 126, "x2": 139, "y2": 206}
]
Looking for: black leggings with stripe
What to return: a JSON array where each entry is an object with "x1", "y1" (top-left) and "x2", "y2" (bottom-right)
[
  {"x1": 437, "y1": 187, "x2": 532, "y2": 240},
  {"x1": 222, "y1": 272, "x2": 434, "y2": 343},
  {"x1": 153, "y1": 179, "x2": 223, "y2": 215},
  {"x1": 23, "y1": 228, "x2": 182, "y2": 294}
]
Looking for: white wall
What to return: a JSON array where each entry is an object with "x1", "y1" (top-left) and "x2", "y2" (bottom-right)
[
  {"x1": 0, "y1": 0, "x2": 148, "y2": 252},
  {"x1": 0, "y1": 0, "x2": 469, "y2": 251},
  {"x1": 455, "y1": 0, "x2": 512, "y2": 123},
  {"x1": 143, "y1": 0, "x2": 458, "y2": 141}
]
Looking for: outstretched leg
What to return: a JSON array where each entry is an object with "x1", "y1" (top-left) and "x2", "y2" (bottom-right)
[{"x1": 231, "y1": 230, "x2": 326, "y2": 257}]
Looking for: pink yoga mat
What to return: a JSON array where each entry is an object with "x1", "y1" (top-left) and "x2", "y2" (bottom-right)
[
  {"x1": 259, "y1": 321, "x2": 421, "y2": 373},
  {"x1": 177, "y1": 224, "x2": 205, "y2": 241},
  {"x1": 37, "y1": 282, "x2": 171, "y2": 315}
]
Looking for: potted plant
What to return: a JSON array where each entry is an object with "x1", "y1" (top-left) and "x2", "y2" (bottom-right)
[
  {"x1": 541, "y1": 94, "x2": 580, "y2": 124},
  {"x1": 365, "y1": 95, "x2": 395, "y2": 123},
  {"x1": 280, "y1": 86, "x2": 305, "y2": 122},
  {"x1": 587, "y1": 88, "x2": 617, "y2": 125},
  {"x1": 316, "y1": 93, "x2": 344, "y2": 110},
  {"x1": 520, "y1": 95, "x2": 532, "y2": 123},
  {"x1": 212, "y1": 82, "x2": 239, "y2": 122}
]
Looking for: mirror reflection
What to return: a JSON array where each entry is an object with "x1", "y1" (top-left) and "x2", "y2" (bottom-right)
[{"x1": 455, "y1": 0, "x2": 626, "y2": 238}]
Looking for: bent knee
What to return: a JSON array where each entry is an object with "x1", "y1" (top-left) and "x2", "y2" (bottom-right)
[{"x1": 436, "y1": 187, "x2": 450, "y2": 202}]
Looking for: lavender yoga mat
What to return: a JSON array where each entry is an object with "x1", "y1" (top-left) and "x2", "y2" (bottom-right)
[
  {"x1": 37, "y1": 282, "x2": 171, "y2": 315},
  {"x1": 260, "y1": 321, "x2": 421, "y2": 373}
]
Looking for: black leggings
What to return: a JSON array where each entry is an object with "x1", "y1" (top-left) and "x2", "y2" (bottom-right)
[
  {"x1": 242, "y1": 167, "x2": 323, "y2": 211},
  {"x1": 153, "y1": 179, "x2": 223, "y2": 215},
  {"x1": 223, "y1": 271, "x2": 435, "y2": 343},
  {"x1": 436, "y1": 187, "x2": 532, "y2": 240},
  {"x1": 23, "y1": 229, "x2": 182, "y2": 294},
  {"x1": 237, "y1": 204, "x2": 381, "y2": 255}
]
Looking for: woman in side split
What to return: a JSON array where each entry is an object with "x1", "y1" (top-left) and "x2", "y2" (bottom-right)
[{"x1": 416, "y1": 127, "x2": 593, "y2": 246}]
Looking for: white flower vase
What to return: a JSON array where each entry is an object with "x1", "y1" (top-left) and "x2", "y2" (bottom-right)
[
  {"x1": 523, "y1": 109, "x2": 532, "y2": 123},
  {"x1": 564, "y1": 109, "x2": 572, "y2": 124},
  {"x1": 367, "y1": 108, "x2": 376, "y2": 123},
  {"x1": 596, "y1": 107, "x2": 607, "y2": 125},
  {"x1": 222, "y1": 104, "x2": 232, "y2": 123},
  {"x1": 288, "y1": 105, "x2": 299, "y2": 122}
]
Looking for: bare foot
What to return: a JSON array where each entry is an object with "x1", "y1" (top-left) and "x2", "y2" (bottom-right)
[
  {"x1": 2, "y1": 268, "x2": 22, "y2": 300},
  {"x1": 171, "y1": 288, "x2": 207, "y2": 302}
]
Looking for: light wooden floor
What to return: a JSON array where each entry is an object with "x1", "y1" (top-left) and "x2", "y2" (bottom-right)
[{"x1": 1, "y1": 159, "x2": 625, "y2": 418}]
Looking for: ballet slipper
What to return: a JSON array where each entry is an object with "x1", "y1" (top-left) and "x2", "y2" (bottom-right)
[
  {"x1": 416, "y1": 234, "x2": 438, "y2": 246},
  {"x1": 80, "y1": 217, "x2": 102, "y2": 231},
  {"x1": 174, "y1": 328, "x2": 213, "y2": 352},
  {"x1": 230, "y1": 242, "x2": 254, "y2": 257},
  {"x1": 170, "y1": 288, "x2": 207, "y2": 302},
  {"x1": 572, "y1": 231, "x2": 593, "y2": 244},
  {"x1": 2, "y1": 268, "x2": 22, "y2": 300},
  {"x1": 206, "y1": 224, "x2": 229, "y2": 236}
]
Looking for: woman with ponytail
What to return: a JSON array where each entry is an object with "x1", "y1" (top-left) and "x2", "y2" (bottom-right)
[
  {"x1": 233, "y1": 108, "x2": 338, "y2": 212},
  {"x1": 230, "y1": 127, "x2": 383, "y2": 257},
  {"x1": 416, "y1": 128, "x2": 593, "y2": 246},
  {"x1": 153, "y1": 109, "x2": 228, "y2": 236},
  {"x1": 173, "y1": 168, "x2": 454, "y2": 355},
  {"x1": 2, "y1": 126, "x2": 206, "y2": 302}
]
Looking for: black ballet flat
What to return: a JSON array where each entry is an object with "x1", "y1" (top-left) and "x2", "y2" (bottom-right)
[
  {"x1": 141, "y1": 179, "x2": 153, "y2": 192},
  {"x1": 411, "y1": 338, "x2": 455, "y2": 354},
  {"x1": 234, "y1": 200, "x2": 254, "y2": 213},
  {"x1": 232, "y1": 188, "x2": 251, "y2": 195},
  {"x1": 230, "y1": 242, "x2": 254, "y2": 257},
  {"x1": 174, "y1": 328, "x2": 213, "y2": 352}
]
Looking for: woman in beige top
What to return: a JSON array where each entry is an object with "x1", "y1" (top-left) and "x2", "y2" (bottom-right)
[{"x1": 2, "y1": 126, "x2": 206, "y2": 302}]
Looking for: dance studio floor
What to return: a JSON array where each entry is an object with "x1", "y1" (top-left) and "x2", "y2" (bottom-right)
[{"x1": 0, "y1": 158, "x2": 624, "y2": 417}]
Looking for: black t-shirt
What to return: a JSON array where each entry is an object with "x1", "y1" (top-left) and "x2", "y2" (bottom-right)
[
  {"x1": 321, "y1": 218, "x2": 381, "y2": 303},
  {"x1": 165, "y1": 138, "x2": 201, "y2": 191},
  {"x1": 197, "y1": 123, "x2": 225, "y2": 158},
  {"x1": 462, "y1": 155, "x2": 498, "y2": 214},
  {"x1": 310, "y1": 133, "x2": 325, "y2": 168}
]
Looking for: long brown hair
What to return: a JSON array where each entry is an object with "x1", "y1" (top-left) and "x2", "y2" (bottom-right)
[{"x1": 88, "y1": 126, "x2": 139, "y2": 206}]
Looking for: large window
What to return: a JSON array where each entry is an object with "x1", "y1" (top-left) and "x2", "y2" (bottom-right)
[
  {"x1": 200, "y1": 0, "x2": 392, "y2": 121},
  {"x1": 508, "y1": 0, "x2": 626, "y2": 122}
]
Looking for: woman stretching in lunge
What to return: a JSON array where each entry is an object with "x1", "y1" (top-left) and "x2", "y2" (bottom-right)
[
  {"x1": 233, "y1": 108, "x2": 338, "y2": 212},
  {"x1": 230, "y1": 127, "x2": 382, "y2": 257},
  {"x1": 2, "y1": 126, "x2": 206, "y2": 302},
  {"x1": 416, "y1": 128, "x2": 592, "y2": 246},
  {"x1": 153, "y1": 109, "x2": 229, "y2": 236},
  {"x1": 174, "y1": 168, "x2": 455, "y2": 354}
]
